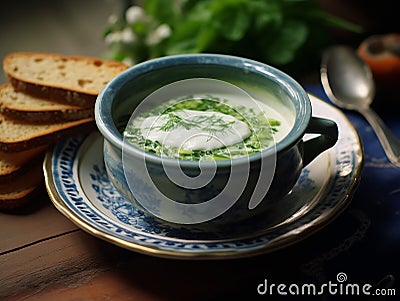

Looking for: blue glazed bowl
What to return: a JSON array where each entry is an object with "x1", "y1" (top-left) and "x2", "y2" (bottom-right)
[{"x1": 95, "y1": 54, "x2": 338, "y2": 228}]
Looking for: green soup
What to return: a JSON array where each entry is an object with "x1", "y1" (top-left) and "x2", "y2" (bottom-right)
[{"x1": 123, "y1": 95, "x2": 292, "y2": 160}]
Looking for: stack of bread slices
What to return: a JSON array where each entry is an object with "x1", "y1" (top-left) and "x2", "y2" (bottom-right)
[{"x1": 0, "y1": 52, "x2": 128, "y2": 210}]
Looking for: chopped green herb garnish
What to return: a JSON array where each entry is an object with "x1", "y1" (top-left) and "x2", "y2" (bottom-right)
[{"x1": 124, "y1": 96, "x2": 281, "y2": 160}]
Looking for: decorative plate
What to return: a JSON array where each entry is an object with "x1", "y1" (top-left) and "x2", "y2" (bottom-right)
[{"x1": 44, "y1": 95, "x2": 363, "y2": 259}]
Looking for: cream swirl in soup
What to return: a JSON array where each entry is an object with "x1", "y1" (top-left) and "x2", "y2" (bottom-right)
[
  {"x1": 140, "y1": 110, "x2": 251, "y2": 151},
  {"x1": 124, "y1": 96, "x2": 292, "y2": 160}
]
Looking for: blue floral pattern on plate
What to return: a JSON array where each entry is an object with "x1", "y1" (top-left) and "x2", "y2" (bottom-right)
[{"x1": 45, "y1": 95, "x2": 363, "y2": 259}]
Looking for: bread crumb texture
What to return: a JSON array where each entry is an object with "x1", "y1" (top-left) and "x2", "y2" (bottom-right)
[{"x1": 4, "y1": 52, "x2": 128, "y2": 95}]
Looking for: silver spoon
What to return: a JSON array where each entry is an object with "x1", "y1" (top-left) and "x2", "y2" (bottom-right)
[{"x1": 321, "y1": 45, "x2": 400, "y2": 167}]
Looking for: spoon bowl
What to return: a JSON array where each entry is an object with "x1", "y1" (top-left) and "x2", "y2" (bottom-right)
[{"x1": 321, "y1": 45, "x2": 400, "y2": 167}]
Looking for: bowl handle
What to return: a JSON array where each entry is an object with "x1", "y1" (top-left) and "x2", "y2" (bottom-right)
[{"x1": 303, "y1": 117, "x2": 339, "y2": 167}]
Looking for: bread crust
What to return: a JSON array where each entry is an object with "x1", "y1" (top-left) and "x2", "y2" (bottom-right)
[
  {"x1": 0, "y1": 83, "x2": 94, "y2": 122},
  {"x1": 0, "y1": 146, "x2": 47, "y2": 182},
  {"x1": 0, "y1": 115, "x2": 96, "y2": 152},
  {"x1": 0, "y1": 185, "x2": 42, "y2": 211},
  {"x1": 0, "y1": 160, "x2": 44, "y2": 211},
  {"x1": 0, "y1": 107, "x2": 94, "y2": 123},
  {"x1": 3, "y1": 52, "x2": 128, "y2": 106},
  {"x1": 9, "y1": 77, "x2": 97, "y2": 107},
  {"x1": 0, "y1": 161, "x2": 41, "y2": 183}
]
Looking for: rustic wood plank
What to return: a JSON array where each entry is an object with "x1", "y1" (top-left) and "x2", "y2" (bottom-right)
[
  {"x1": 0, "y1": 221, "x2": 311, "y2": 301},
  {"x1": 0, "y1": 230, "x2": 113, "y2": 299},
  {"x1": 0, "y1": 226, "x2": 275, "y2": 301},
  {"x1": 3, "y1": 269, "x2": 164, "y2": 301},
  {"x1": 0, "y1": 193, "x2": 78, "y2": 254},
  {"x1": 4, "y1": 251, "x2": 287, "y2": 301}
]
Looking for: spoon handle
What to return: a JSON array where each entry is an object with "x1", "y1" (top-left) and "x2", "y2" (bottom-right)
[{"x1": 359, "y1": 107, "x2": 400, "y2": 167}]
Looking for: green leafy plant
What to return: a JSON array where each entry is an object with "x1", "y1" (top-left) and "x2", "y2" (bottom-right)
[{"x1": 103, "y1": 0, "x2": 361, "y2": 73}]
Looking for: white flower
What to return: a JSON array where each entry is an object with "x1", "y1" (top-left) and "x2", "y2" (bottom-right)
[
  {"x1": 105, "y1": 28, "x2": 136, "y2": 45},
  {"x1": 105, "y1": 31, "x2": 122, "y2": 45},
  {"x1": 122, "y1": 57, "x2": 135, "y2": 66},
  {"x1": 121, "y1": 27, "x2": 136, "y2": 43},
  {"x1": 145, "y1": 24, "x2": 171, "y2": 46},
  {"x1": 156, "y1": 24, "x2": 172, "y2": 39},
  {"x1": 125, "y1": 6, "x2": 146, "y2": 24}
]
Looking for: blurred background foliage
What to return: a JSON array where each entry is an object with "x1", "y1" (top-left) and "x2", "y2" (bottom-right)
[{"x1": 103, "y1": 0, "x2": 362, "y2": 76}]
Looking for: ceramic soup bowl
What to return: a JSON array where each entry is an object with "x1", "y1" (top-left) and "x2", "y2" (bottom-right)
[{"x1": 95, "y1": 54, "x2": 338, "y2": 228}]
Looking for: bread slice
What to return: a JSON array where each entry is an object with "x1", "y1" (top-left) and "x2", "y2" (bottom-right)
[
  {"x1": 0, "y1": 145, "x2": 47, "y2": 183},
  {"x1": 0, "y1": 83, "x2": 93, "y2": 123},
  {"x1": 0, "y1": 185, "x2": 42, "y2": 211},
  {"x1": 0, "y1": 160, "x2": 44, "y2": 210},
  {"x1": 0, "y1": 112, "x2": 95, "y2": 152},
  {"x1": 3, "y1": 52, "x2": 128, "y2": 107}
]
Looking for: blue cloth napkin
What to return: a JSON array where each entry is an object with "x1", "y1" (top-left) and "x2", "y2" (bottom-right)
[{"x1": 284, "y1": 84, "x2": 400, "y2": 293}]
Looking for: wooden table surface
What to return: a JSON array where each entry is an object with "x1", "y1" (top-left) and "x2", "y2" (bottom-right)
[{"x1": 0, "y1": 188, "x2": 325, "y2": 301}]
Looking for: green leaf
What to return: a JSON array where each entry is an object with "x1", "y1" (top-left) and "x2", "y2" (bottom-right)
[
  {"x1": 263, "y1": 19, "x2": 308, "y2": 65},
  {"x1": 211, "y1": 1, "x2": 250, "y2": 41},
  {"x1": 166, "y1": 1, "x2": 214, "y2": 54},
  {"x1": 166, "y1": 38, "x2": 198, "y2": 55},
  {"x1": 248, "y1": 0, "x2": 283, "y2": 31},
  {"x1": 196, "y1": 27, "x2": 218, "y2": 52},
  {"x1": 320, "y1": 12, "x2": 363, "y2": 33},
  {"x1": 144, "y1": 0, "x2": 179, "y2": 25}
]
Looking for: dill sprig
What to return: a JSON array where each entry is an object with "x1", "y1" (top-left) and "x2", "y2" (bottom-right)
[{"x1": 155, "y1": 111, "x2": 236, "y2": 138}]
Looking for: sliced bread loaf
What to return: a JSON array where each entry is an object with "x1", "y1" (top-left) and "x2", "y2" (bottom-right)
[
  {"x1": 3, "y1": 52, "x2": 128, "y2": 106},
  {"x1": 0, "y1": 112, "x2": 95, "y2": 152},
  {"x1": 0, "y1": 83, "x2": 94, "y2": 122}
]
